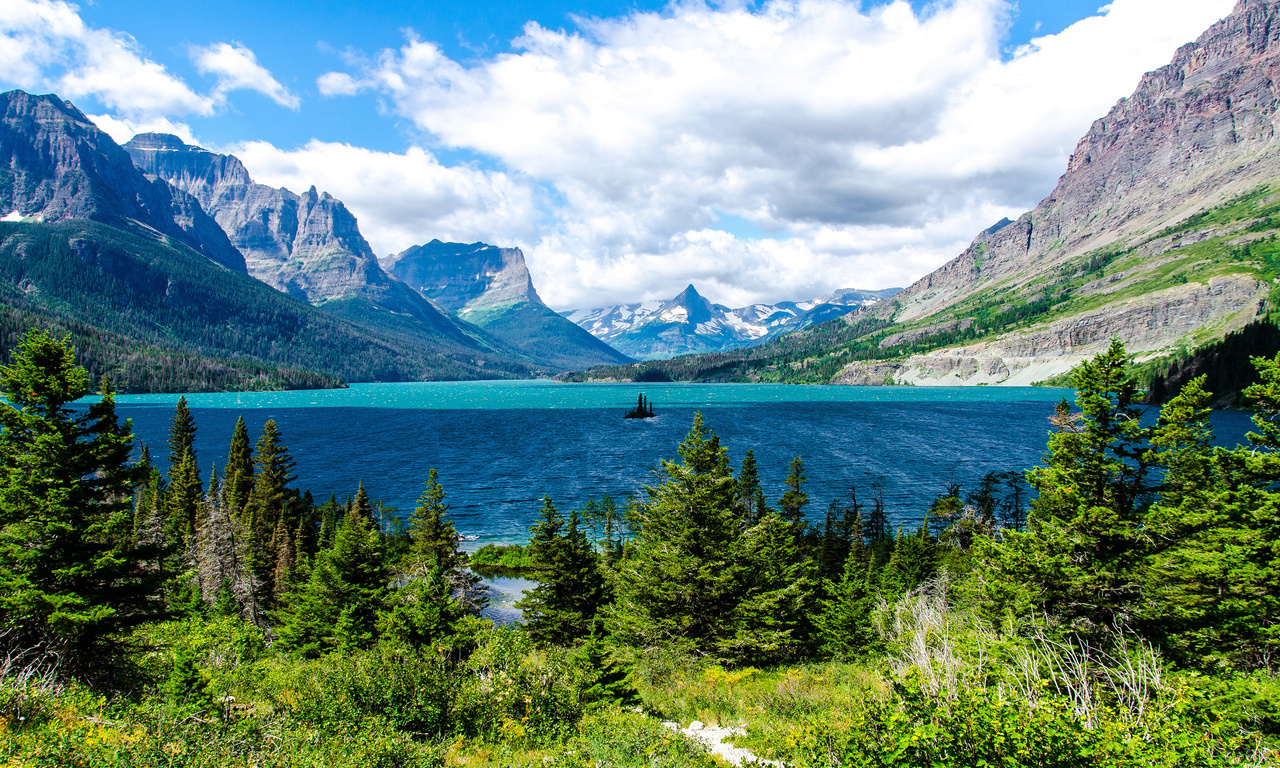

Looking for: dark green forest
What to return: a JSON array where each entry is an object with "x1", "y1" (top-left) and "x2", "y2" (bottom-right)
[
  {"x1": 0, "y1": 221, "x2": 541, "y2": 392},
  {"x1": 2, "y1": 329, "x2": 1279, "y2": 766}
]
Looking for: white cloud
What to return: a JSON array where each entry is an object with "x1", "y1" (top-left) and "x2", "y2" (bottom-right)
[
  {"x1": 0, "y1": 0, "x2": 299, "y2": 117},
  {"x1": 192, "y1": 42, "x2": 300, "y2": 109},
  {"x1": 86, "y1": 112, "x2": 198, "y2": 145},
  {"x1": 228, "y1": 140, "x2": 543, "y2": 258},
  {"x1": 0, "y1": 0, "x2": 213, "y2": 116},
  {"x1": 317, "y1": 0, "x2": 1236, "y2": 309}
]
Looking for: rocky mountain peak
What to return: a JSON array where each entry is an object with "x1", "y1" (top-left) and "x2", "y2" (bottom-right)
[
  {"x1": 381, "y1": 240, "x2": 541, "y2": 313},
  {"x1": 666, "y1": 284, "x2": 716, "y2": 325},
  {"x1": 1, "y1": 90, "x2": 245, "y2": 272}
]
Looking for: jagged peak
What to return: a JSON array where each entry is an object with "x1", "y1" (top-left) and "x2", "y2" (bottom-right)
[
  {"x1": 0, "y1": 89, "x2": 90, "y2": 124},
  {"x1": 123, "y1": 133, "x2": 204, "y2": 153}
]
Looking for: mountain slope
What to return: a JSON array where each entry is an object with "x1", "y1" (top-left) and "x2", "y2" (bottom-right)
[
  {"x1": 576, "y1": 0, "x2": 1278, "y2": 386},
  {"x1": 1, "y1": 91, "x2": 245, "y2": 272},
  {"x1": 0, "y1": 219, "x2": 538, "y2": 390},
  {"x1": 122, "y1": 133, "x2": 475, "y2": 343},
  {"x1": 382, "y1": 240, "x2": 631, "y2": 370},
  {"x1": 0, "y1": 92, "x2": 545, "y2": 389},
  {"x1": 566, "y1": 285, "x2": 898, "y2": 360}
]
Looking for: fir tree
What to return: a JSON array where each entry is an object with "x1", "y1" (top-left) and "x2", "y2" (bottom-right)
[
  {"x1": 778, "y1": 455, "x2": 809, "y2": 530},
  {"x1": 242, "y1": 420, "x2": 297, "y2": 611},
  {"x1": 728, "y1": 511, "x2": 814, "y2": 663},
  {"x1": 275, "y1": 503, "x2": 387, "y2": 657},
  {"x1": 167, "y1": 396, "x2": 198, "y2": 471},
  {"x1": 517, "y1": 498, "x2": 606, "y2": 646},
  {"x1": 223, "y1": 416, "x2": 254, "y2": 517},
  {"x1": 815, "y1": 534, "x2": 878, "y2": 659},
  {"x1": 408, "y1": 469, "x2": 458, "y2": 569},
  {"x1": 606, "y1": 412, "x2": 748, "y2": 662},
  {"x1": 737, "y1": 449, "x2": 768, "y2": 529},
  {"x1": 0, "y1": 330, "x2": 162, "y2": 679}
]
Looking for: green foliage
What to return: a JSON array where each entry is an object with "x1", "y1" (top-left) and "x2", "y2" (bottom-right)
[
  {"x1": 516, "y1": 498, "x2": 606, "y2": 647},
  {"x1": 274, "y1": 498, "x2": 387, "y2": 657},
  {"x1": 0, "y1": 330, "x2": 161, "y2": 680},
  {"x1": 470, "y1": 543, "x2": 535, "y2": 572}
]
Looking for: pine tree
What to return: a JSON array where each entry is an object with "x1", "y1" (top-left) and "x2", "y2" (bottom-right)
[
  {"x1": 165, "y1": 448, "x2": 202, "y2": 549},
  {"x1": 0, "y1": 330, "x2": 162, "y2": 679},
  {"x1": 242, "y1": 420, "x2": 297, "y2": 610},
  {"x1": 972, "y1": 341, "x2": 1158, "y2": 639},
  {"x1": 778, "y1": 455, "x2": 809, "y2": 530},
  {"x1": 275, "y1": 503, "x2": 387, "y2": 657},
  {"x1": 408, "y1": 469, "x2": 458, "y2": 569},
  {"x1": 605, "y1": 412, "x2": 747, "y2": 661},
  {"x1": 517, "y1": 498, "x2": 605, "y2": 646},
  {"x1": 167, "y1": 396, "x2": 198, "y2": 472},
  {"x1": 728, "y1": 511, "x2": 814, "y2": 663},
  {"x1": 404, "y1": 469, "x2": 486, "y2": 612},
  {"x1": 815, "y1": 536, "x2": 878, "y2": 659},
  {"x1": 736, "y1": 449, "x2": 768, "y2": 529},
  {"x1": 223, "y1": 416, "x2": 254, "y2": 518}
]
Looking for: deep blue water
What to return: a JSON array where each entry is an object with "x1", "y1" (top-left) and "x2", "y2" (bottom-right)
[{"x1": 111, "y1": 381, "x2": 1256, "y2": 547}]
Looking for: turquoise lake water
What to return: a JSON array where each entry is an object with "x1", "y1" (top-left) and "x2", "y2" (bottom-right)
[{"x1": 112, "y1": 381, "x2": 1255, "y2": 549}]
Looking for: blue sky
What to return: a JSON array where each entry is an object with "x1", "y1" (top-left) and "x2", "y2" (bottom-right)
[{"x1": 0, "y1": 0, "x2": 1239, "y2": 308}]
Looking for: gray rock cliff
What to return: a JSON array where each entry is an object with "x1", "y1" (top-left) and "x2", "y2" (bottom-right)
[
  {"x1": 0, "y1": 91, "x2": 245, "y2": 272},
  {"x1": 123, "y1": 133, "x2": 462, "y2": 337},
  {"x1": 838, "y1": 0, "x2": 1278, "y2": 384},
  {"x1": 383, "y1": 240, "x2": 632, "y2": 370}
]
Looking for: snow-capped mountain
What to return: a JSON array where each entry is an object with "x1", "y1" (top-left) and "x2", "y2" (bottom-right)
[{"x1": 564, "y1": 284, "x2": 900, "y2": 360}]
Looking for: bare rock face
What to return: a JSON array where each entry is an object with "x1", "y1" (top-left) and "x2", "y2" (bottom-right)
[
  {"x1": 383, "y1": 240, "x2": 541, "y2": 313},
  {"x1": 0, "y1": 91, "x2": 245, "y2": 272},
  {"x1": 849, "y1": 0, "x2": 1280, "y2": 383},
  {"x1": 123, "y1": 133, "x2": 457, "y2": 333},
  {"x1": 383, "y1": 240, "x2": 632, "y2": 370}
]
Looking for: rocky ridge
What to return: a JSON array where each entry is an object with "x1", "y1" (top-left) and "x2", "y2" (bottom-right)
[
  {"x1": 0, "y1": 91, "x2": 245, "y2": 272},
  {"x1": 382, "y1": 240, "x2": 631, "y2": 370},
  {"x1": 123, "y1": 133, "x2": 466, "y2": 339},
  {"x1": 568, "y1": 285, "x2": 898, "y2": 360},
  {"x1": 831, "y1": 0, "x2": 1279, "y2": 385}
]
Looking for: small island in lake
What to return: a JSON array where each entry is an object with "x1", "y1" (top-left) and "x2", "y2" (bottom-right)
[{"x1": 625, "y1": 393, "x2": 656, "y2": 419}]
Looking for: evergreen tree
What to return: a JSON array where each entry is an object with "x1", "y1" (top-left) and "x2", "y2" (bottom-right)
[
  {"x1": 242, "y1": 420, "x2": 297, "y2": 611},
  {"x1": 877, "y1": 520, "x2": 938, "y2": 599},
  {"x1": 606, "y1": 412, "x2": 748, "y2": 662},
  {"x1": 728, "y1": 511, "x2": 814, "y2": 663},
  {"x1": 223, "y1": 416, "x2": 254, "y2": 517},
  {"x1": 408, "y1": 469, "x2": 459, "y2": 570},
  {"x1": 405, "y1": 469, "x2": 486, "y2": 613},
  {"x1": 778, "y1": 455, "x2": 809, "y2": 530},
  {"x1": 165, "y1": 448, "x2": 202, "y2": 548},
  {"x1": 167, "y1": 396, "x2": 198, "y2": 471},
  {"x1": 0, "y1": 330, "x2": 162, "y2": 679},
  {"x1": 736, "y1": 449, "x2": 768, "y2": 529},
  {"x1": 972, "y1": 341, "x2": 1159, "y2": 639},
  {"x1": 275, "y1": 502, "x2": 387, "y2": 657},
  {"x1": 815, "y1": 534, "x2": 878, "y2": 659},
  {"x1": 516, "y1": 498, "x2": 606, "y2": 646}
]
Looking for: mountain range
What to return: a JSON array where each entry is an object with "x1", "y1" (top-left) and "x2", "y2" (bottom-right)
[
  {"x1": 565, "y1": 284, "x2": 899, "y2": 360},
  {"x1": 382, "y1": 240, "x2": 630, "y2": 371},
  {"x1": 0, "y1": 91, "x2": 620, "y2": 390},
  {"x1": 572, "y1": 0, "x2": 1280, "y2": 389}
]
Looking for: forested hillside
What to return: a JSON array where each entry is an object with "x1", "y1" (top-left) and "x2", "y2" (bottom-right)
[
  {"x1": 1, "y1": 329, "x2": 1277, "y2": 766},
  {"x1": 0, "y1": 220, "x2": 540, "y2": 391}
]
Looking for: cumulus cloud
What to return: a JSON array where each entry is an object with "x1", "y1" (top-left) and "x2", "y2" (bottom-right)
[
  {"x1": 192, "y1": 42, "x2": 300, "y2": 109},
  {"x1": 86, "y1": 112, "x2": 198, "y2": 145},
  {"x1": 0, "y1": 0, "x2": 213, "y2": 116},
  {"x1": 228, "y1": 140, "x2": 543, "y2": 257},
  {"x1": 0, "y1": 0, "x2": 298, "y2": 117},
  {"x1": 316, "y1": 0, "x2": 1236, "y2": 309}
]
